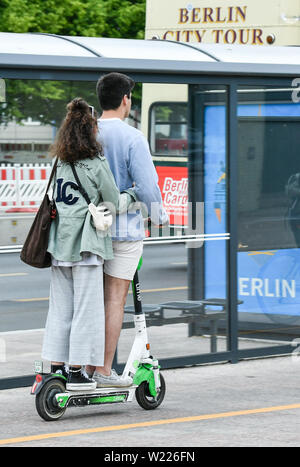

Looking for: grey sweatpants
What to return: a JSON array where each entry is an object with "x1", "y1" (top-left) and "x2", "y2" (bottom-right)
[{"x1": 42, "y1": 265, "x2": 105, "y2": 366}]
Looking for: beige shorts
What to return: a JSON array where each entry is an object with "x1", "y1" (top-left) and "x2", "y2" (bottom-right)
[{"x1": 104, "y1": 240, "x2": 144, "y2": 281}]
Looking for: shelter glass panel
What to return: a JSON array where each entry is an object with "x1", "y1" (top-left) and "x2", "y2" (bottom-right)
[
  {"x1": 0, "y1": 77, "x2": 142, "y2": 381},
  {"x1": 237, "y1": 84, "x2": 300, "y2": 349},
  {"x1": 188, "y1": 84, "x2": 230, "y2": 355},
  {"x1": 118, "y1": 84, "x2": 231, "y2": 367},
  {"x1": 0, "y1": 77, "x2": 232, "y2": 384}
]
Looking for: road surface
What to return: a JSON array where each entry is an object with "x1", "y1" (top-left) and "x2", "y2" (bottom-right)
[{"x1": 0, "y1": 244, "x2": 188, "y2": 332}]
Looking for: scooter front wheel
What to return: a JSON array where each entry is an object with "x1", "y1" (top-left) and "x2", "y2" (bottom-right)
[
  {"x1": 35, "y1": 379, "x2": 66, "y2": 421},
  {"x1": 135, "y1": 373, "x2": 166, "y2": 410}
]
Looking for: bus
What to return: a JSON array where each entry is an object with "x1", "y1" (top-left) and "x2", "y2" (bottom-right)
[
  {"x1": 142, "y1": 0, "x2": 300, "y2": 230},
  {"x1": 142, "y1": 0, "x2": 300, "y2": 320}
]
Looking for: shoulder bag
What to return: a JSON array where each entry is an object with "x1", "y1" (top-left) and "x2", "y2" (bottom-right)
[{"x1": 20, "y1": 158, "x2": 58, "y2": 268}]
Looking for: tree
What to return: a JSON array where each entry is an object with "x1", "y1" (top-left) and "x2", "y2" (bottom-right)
[
  {"x1": 0, "y1": 0, "x2": 146, "y2": 125},
  {"x1": 0, "y1": 0, "x2": 146, "y2": 39}
]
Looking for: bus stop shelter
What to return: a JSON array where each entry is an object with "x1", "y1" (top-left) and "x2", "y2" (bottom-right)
[{"x1": 1, "y1": 33, "x2": 300, "y2": 389}]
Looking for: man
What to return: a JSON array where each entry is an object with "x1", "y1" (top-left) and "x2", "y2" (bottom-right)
[{"x1": 88, "y1": 72, "x2": 168, "y2": 387}]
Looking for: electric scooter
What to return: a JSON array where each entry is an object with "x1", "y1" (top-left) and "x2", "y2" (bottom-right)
[{"x1": 31, "y1": 258, "x2": 166, "y2": 421}]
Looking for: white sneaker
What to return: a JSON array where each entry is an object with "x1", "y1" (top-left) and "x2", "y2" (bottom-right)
[{"x1": 93, "y1": 369, "x2": 132, "y2": 388}]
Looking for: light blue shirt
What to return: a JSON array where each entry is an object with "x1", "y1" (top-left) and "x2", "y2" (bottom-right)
[{"x1": 97, "y1": 118, "x2": 168, "y2": 241}]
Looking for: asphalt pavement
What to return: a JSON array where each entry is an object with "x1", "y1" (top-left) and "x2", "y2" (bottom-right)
[
  {"x1": 0, "y1": 356, "x2": 300, "y2": 447},
  {"x1": 0, "y1": 244, "x2": 188, "y2": 332},
  {"x1": 1, "y1": 246, "x2": 300, "y2": 447}
]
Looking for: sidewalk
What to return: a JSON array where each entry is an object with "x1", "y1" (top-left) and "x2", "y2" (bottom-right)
[
  {"x1": 0, "y1": 323, "x2": 279, "y2": 379},
  {"x1": 0, "y1": 356, "x2": 300, "y2": 447}
]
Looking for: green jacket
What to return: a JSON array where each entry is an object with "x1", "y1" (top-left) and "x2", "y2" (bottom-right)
[{"x1": 47, "y1": 155, "x2": 136, "y2": 262}]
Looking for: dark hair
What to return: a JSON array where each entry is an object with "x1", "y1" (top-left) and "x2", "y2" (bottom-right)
[
  {"x1": 50, "y1": 98, "x2": 102, "y2": 162},
  {"x1": 96, "y1": 72, "x2": 135, "y2": 111}
]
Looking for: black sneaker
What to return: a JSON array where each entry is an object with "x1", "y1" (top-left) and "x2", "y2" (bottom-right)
[
  {"x1": 51, "y1": 364, "x2": 69, "y2": 380},
  {"x1": 66, "y1": 366, "x2": 97, "y2": 391}
]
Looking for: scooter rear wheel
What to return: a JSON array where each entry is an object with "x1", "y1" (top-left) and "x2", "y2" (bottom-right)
[
  {"x1": 35, "y1": 379, "x2": 66, "y2": 421},
  {"x1": 135, "y1": 373, "x2": 166, "y2": 410}
]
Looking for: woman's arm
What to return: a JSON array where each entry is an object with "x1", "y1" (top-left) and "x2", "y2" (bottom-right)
[{"x1": 96, "y1": 157, "x2": 136, "y2": 214}]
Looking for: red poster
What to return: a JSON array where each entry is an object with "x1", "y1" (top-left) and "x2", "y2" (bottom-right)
[{"x1": 156, "y1": 165, "x2": 188, "y2": 226}]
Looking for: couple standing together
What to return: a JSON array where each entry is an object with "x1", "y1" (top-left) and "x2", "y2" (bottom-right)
[{"x1": 41, "y1": 72, "x2": 168, "y2": 391}]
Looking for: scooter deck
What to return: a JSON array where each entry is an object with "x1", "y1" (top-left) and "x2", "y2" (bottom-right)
[{"x1": 55, "y1": 385, "x2": 138, "y2": 409}]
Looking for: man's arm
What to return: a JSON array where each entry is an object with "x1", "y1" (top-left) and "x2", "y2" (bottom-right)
[{"x1": 127, "y1": 135, "x2": 169, "y2": 225}]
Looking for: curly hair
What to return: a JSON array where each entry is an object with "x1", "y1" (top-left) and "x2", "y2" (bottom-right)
[{"x1": 50, "y1": 98, "x2": 102, "y2": 162}]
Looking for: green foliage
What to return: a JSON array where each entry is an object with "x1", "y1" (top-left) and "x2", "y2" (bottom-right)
[
  {"x1": 0, "y1": 0, "x2": 146, "y2": 39},
  {"x1": 0, "y1": 0, "x2": 146, "y2": 125},
  {"x1": 4, "y1": 80, "x2": 99, "y2": 126}
]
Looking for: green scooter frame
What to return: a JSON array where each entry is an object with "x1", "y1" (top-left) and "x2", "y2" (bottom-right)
[{"x1": 31, "y1": 258, "x2": 166, "y2": 421}]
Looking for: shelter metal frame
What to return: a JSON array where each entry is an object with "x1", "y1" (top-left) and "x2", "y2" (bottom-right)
[{"x1": 0, "y1": 48, "x2": 299, "y2": 389}]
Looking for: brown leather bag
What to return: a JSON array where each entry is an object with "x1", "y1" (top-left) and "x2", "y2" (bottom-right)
[{"x1": 20, "y1": 158, "x2": 58, "y2": 268}]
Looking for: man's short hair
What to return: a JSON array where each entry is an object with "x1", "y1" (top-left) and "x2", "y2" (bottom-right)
[{"x1": 96, "y1": 72, "x2": 135, "y2": 111}]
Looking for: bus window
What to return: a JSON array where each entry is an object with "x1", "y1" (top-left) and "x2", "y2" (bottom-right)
[{"x1": 149, "y1": 102, "x2": 187, "y2": 156}]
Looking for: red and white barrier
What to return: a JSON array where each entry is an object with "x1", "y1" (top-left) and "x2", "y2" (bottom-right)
[{"x1": 0, "y1": 163, "x2": 51, "y2": 212}]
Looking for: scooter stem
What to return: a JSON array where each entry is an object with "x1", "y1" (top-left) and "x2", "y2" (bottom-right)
[
  {"x1": 122, "y1": 313, "x2": 150, "y2": 380},
  {"x1": 132, "y1": 269, "x2": 142, "y2": 315},
  {"x1": 122, "y1": 267, "x2": 150, "y2": 380}
]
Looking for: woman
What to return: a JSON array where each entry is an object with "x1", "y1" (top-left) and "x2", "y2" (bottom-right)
[{"x1": 42, "y1": 98, "x2": 136, "y2": 390}]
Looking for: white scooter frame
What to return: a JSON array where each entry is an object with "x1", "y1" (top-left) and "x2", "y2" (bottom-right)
[{"x1": 122, "y1": 261, "x2": 161, "y2": 394}]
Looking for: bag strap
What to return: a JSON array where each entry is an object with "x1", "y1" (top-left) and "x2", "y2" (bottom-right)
[
  {"x1": 70, "y1": 162, "x2": 91, "y2": 205},
  {"x1": 46, "y1": 157, "x2": 58, "y2": 195}
]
